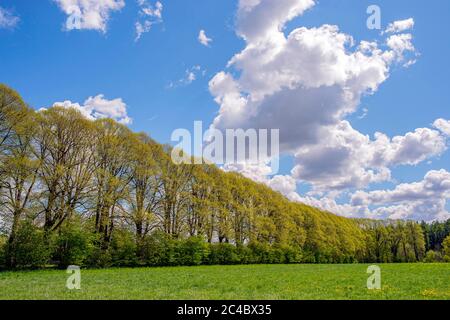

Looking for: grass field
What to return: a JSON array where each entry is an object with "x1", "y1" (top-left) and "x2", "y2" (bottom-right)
[{"x1": 0, "y1": 264, "x2": 449, "y2": 300}]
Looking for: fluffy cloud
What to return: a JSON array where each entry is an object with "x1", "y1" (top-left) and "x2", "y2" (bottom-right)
[
  {"x1": 266, "y1": 175, "x2": 301, "y2": 199},
  {"x1": 351, "y1": 170, "x2": 450, "y2": 221},
  {"x1": 209, "y1": 0, "x2": 424, "y2": 192},
  {"x1": 54, "y1": 94, "x2": 132, "y2": 125},
  {"x1": 135, "y1": 0, "x2": 163, "y2": 41},
  {"x1": 384, "y1": 18, "x2": 414, "y2": 34},
  {"x1": 292, "y1": 193, "x2": 365, "y2": 218},
  {"x1": 434, "y1": 118, "x2": 450, "y2": 136},
  {"x1": 207, "y1": 0, "x2": 449, "y2": 221},
  {"x1": 209, "y1": 25, "x2": 393, "y2": 150},
  {"x1": 236, "y1": 0, "x2": 315, "y2": 42},
  {"x1": 54, "y1": 0, "x2": 125, "y2": 32},
  {"x1": 223, "y1": 162, "x2": 273, "y2": 184},
  {"x1": 292, "y1": 121, "x2": 447, "y2": 192},
  {"x1": 0, "y1": 6, "x2": 19, "y2": 29},
  {"x1": 221, "y1": 153, "x2": 449, "y2": 222},
  {"x1": 266, "y1": 170, "x2": 450, "y2": 222},
  {"x1": 198, "y1": 29, "x2": 212, "y2": 46},
  {"x1": 386, "y1": 33, "x2": 416, "y2": 63}
]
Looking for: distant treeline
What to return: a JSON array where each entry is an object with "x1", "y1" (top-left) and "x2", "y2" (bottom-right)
[{"x1": 1, "y1": 84, "x2": 449, "y2": 269}]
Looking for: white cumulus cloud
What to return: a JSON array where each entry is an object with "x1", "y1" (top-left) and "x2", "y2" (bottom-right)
[
  {"x1": 53, "y1": 94, "x2": 132, "y2": 125},
  {"x1": 270, "y1": 170, "x2": 450, "y2": 222},
  {"x1": 351, "y1": 169, "x2": 450, "y2": 221},
  {"x1": 209, "y1": 0, "x2": 424, "y2": 192},
  {"x1": 291, "y1": 122, "x2": 447, "y2": 193},
  {"x1": 433, "y1": 118, "x2": 450, "y2": 136},
  {"x1": 206, "y1": 0, "x2": 448, "y2": 221},
  {"x1": 386, "y1": 33, "x2": 416, "y2": 63},
  {"x1": 54, "y1": 0, "x2": 125, "y2": 32},
  {"x1": 236, "y1": 0, "x2": 315, "y2": 42},
  {"x1": 384, "y1": 18, "x2": 415, "y2": 34}
]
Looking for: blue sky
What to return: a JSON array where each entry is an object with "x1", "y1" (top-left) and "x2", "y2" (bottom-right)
[{"x1": 1, "y1": 0, "x2": 449, "y2": 221}]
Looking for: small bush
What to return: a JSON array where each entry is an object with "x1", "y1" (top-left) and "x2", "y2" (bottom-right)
[
  {"x1": 141, "y1": 231, "x2": 176, "y2": 266},
  {"x1": 8, "y1": 221, "x2": 50, "y2": 268},
  {"x1": 248, "y1": 243, "x2": 280, "y2": 264},
  {"x1": 271, "y1": 247, "x2": 287, "y2": 264},
  {"x1": 301, "y1": 250, "x2": 317, "y2": 264},
  {"x1": 52, "y1": 218, "x2": 95, "y2": 268},
  {"x1": 423, "y1": 250, "x2": 442, "y2": 263},
  {"x1": 86, "y1": 246, "x2": 112, "y2": 268},
  {"x1": 110, "y1": 230, "x2": 138, "y2": 267},
  {"x1": 443, "y1": 236, "x2": 450, "y2": 262},
  {"x1": 236, "y1": 245, "x2": 253, "y2": 264},
  {"x1": 282, "y1": 245, "x2": 303, "y2": 263},
  {"x1": 175, "y1": 236, "x2": 210, "y2": 266},
  {"x1": 208, "y1": 243, "x2": 240, "y2": 265}
]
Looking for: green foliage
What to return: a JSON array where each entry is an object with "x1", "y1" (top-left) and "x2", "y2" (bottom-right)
[
  {"x1": 279, "y1": 245, "x2": 303, "y2": 263},
  {"x1": 141, "y1": 234, "x2": 210, "y2": 267},
  {"x1": 359, "y1": 220, "x2": 427, "y2": 264},
  {"x1": 175, "y1": 236, "x2": 210, "y2": 266},
  {"x1": 442, "y1": 235, "x2": 450, "y2": 262},
  {"x1": 141, "y1": 231, "x2": 177, "y2": 266},
  {"x1": 52, "y1": 219, "x2": 95, "y2": 268},
  {"x1": 235, "y1": 245, "x2": 253, "y2": 264},
  {"x1": 208, "y1": 243, "x2": 241, "y2": 265},
  {"x1": 7, "y1": 222, "x2": 51, "y2": 268},
  {"x1": 86, "y1": 246, "x2": 113, "y2": 268},
  {"x1": 247, "y1": 243, "x2": 285, "y2": 264},
  {"x1": 110, "y1": 229, "x2": 138, "y2": 267},
  {"x1": 423, "y1": 250, "x2": 443, "y2": 263},
  {"x1": 421, "y1": 220, "x2": 450, "y2": 252},
  {"x1": 0, "y1": 83, "x2": 30, "y2": 153}
]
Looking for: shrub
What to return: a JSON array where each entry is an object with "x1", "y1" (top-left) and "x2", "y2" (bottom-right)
[
  {"x1": 141, "y1": 231, "x2": 176, "y2": 266},
  {"x1": 208, "y1": 243, "x2": 240, "y2": 265},
  {"x1": 175, "y1": 236, "x2": 210, "y2": 266},
  {"x1": 110, "y1": 229, "x2": 138, "y2": 267},
  {"x1": 423, "y1": 250, "x2": 442, "y2": 263},
  {"x1": 301, "y1": 250, "x2": 317, "y2": 264},
  {"x1": 442, "y1": 235, "x2": 450, "y2": 262},
  {"x1": 271, "y1": 247, "x2": 287, "y2": 264},
  {"x1": 86, "y1": 246, "x2": 112, "y2": 268},
  {"x1": 8, "y1": 221, "x2": 50, "y2": 268},
  {"x1": 282, "y1": 245, "x2": 303, "y2": 263},
  {"x1": 248, "y1": 243, "x2": 282, "y2": 264},
  {"x1": 52, "y1": 218, "x2": 95, "y2": 268},
  {"x1": 236, "y1": 245, "x2": 253, "y2": 264}
]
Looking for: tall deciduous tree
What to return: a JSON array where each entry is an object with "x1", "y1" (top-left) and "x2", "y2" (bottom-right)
[
  {"x1": 0, "y1": 85, "x2": 37, "y2": 267},
  {"x1": 34, "y1": 107, "x2": 95, "y2": 234},
  {"x1": 92, "y1": 119, "x2": 135, "y2": 247},
  {"x1": 123, "y1": 133, "x2": 163, "y2": 253}
]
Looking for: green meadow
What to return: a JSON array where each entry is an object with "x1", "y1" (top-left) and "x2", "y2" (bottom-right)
[{"x1": 0, "y1": 264, "x2": 449, "y2": 300}]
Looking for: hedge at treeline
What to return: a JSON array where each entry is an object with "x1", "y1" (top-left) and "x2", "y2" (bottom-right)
[
  {"x1": 1, "y1": 218, "x2": 450, "y2": 269},
  {"x1": 1, "y1": 221, "x2": 307, "y2": 269},
  {"x1": 1, "y1": 84, "x2": 450, "y2": 270}
]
